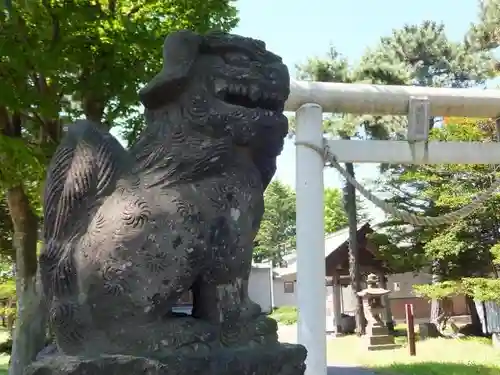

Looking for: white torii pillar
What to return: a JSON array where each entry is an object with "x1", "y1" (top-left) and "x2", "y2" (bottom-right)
[{"x1": 295, "y1": 103, "x2": 326, "y2": 375}]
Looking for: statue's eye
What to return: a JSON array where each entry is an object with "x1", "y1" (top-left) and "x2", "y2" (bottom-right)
[{"x1": 224, "y1": 52, "x2": 251, "y2": 64}]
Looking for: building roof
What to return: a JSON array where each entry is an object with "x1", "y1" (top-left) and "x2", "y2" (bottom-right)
[
  {"x1": 274, "y1": 221, "x2": 372, "y2": 278},
  {"x1": 252, "y1": 261, "x2": 272, "y2": 269},
  {"x1": 324, "y1": 221, "x2": 369, "y2": 258}
]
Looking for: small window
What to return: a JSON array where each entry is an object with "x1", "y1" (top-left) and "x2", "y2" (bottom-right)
[{"x1": 284, "y1": 281, "x2": 295, "y2": 294}]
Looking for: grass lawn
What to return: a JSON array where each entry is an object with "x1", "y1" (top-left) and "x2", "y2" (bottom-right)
[
  {"x1": 270, "y1": 306, "x2": 298, "y2": 325},
  {"x1": 0, "y1": 354, "x2": 8, "y2": 375},
  {"x1": 327, "y1": 334, "x2": 500, "y2": 375}
]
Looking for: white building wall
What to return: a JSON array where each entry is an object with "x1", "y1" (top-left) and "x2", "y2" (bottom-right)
[
  {"x1": 339, "y1": 285, "x2": 357, "y2": 315},
  {"x1": 272, "y1": 279, "x2": 297, "y2": 307},
  {"x1": 267, "y1": 272, "x2": 433, "y2": 314},
  {"x1": 248, "y1": 266, "x2": 273, "y2": 313},
  {"x1": 324, "y1": 273, "x2": 434, "y2": 315},
  {"x1": 386, "y1": 272, "x2": 432, "y2": 298}
]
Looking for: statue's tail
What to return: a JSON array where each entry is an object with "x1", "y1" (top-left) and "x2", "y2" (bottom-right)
[{"x1": 41, "y1": 120, "x2": 128, "y2": 352}]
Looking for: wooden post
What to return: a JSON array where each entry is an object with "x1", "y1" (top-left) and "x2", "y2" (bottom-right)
[
  {"x1": 405, "y1": 303, "x2": 416, "y2": 356},
  {"x1": 332, "y1": 273, "x2": 342, "y2": 334}
]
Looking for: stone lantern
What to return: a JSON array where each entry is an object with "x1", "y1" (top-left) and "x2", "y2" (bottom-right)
[{"x1": 357, "y1": 273, "x2": 400, "y2": 351}]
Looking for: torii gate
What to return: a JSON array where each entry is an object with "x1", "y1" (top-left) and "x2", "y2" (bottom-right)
[{"x1": 285, "y1": 79, "x2": 500, "y2": 375}]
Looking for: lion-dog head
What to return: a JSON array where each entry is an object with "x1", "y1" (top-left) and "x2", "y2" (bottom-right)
[{"x1": 138, "y1": 30, "x2": 290, "y2": 188}]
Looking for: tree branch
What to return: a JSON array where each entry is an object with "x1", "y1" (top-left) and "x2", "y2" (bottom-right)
[
  {"x1": 108, "y1": 0, "x2": 116, "y2": 15},
  {"x1": 5, "y1": 185, "x2": 38, "y2": 280},
  {"x1": 127, "y1": 1, "x2": 148, "y2": 17},
  {"x1": 41, "y1": 0, "x2": 60, "y2": 47},
  {"x1": 0, "y1": 106, "x2": 9, "y2": 135}
]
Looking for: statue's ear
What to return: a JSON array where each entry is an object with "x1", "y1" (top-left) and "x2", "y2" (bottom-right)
[{"x1": 139, "y1": 30, "x2": 203, "y2": 109}]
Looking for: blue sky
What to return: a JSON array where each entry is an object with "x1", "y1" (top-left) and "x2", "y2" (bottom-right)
[
  {"x1": 232, "y1": 0, "x2": 480, "y2": 221},
  {"x1": 110, "y1": 0, "x2": 481, "y2": 221}
]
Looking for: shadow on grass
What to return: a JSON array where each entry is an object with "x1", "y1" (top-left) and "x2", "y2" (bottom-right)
[{"x1": 371, "y1": 362, "x2": 500, "y2": 375}]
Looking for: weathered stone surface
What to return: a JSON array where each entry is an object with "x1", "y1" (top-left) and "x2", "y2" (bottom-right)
[
  {"x1": 32, "y1": 29, "x2": 304, "y2": 374},
  {"x1": 418, "y1": 322, "x2": 441, "y2": 339},
  {"x1": 358, "y1": 275, "x2": 399, "y2": 351},
  {"x1": 26, "y1": 344, "x2": 306, "y2": 375},
  {"x1": 340, "y1": 314, "x2": 355, "y2": 334}
]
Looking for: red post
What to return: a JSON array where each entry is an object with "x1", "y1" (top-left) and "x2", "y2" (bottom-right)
[{"x1": 405, "y1": 303, "x2": 416, "y2": 356}]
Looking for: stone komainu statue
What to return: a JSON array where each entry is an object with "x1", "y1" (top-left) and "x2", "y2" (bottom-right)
[{"x1": 32, "y1": 30, "x2": 306, "y2": 375}]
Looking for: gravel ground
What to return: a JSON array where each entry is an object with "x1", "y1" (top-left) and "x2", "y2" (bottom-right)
[{"x1": 277, "y1": 324, "x2": 298, "y2": 343}]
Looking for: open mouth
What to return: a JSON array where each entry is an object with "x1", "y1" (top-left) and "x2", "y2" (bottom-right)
[{"x1": 215, "y1": 82, "x2": 285, "y2": 112}]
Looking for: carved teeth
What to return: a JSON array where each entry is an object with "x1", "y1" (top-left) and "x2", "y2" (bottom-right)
[
  {"x1": 214, "y1": 80, "x2": 227, "y2": 94},
  {"x1": 218, "y1": 80, "x2": 283, "y2": 111},
  {"x1": 248, "y1": 84, "x2": 261, "y2": 102}
]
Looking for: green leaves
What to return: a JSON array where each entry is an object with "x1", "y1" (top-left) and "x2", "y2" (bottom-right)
[
  {"x1": 324, "y1": 188, "x2": 346, "y2": 234},
  {"x1": 0, "y1": 135, "x2": 45, "y2": 189},
  {"x1": 467, "y1": 0, "x2": 500, "y2": 51},
  {"x1": 253, "y1": 181, "x2": 359, "y2": 265},
  {"x1": 0, "y1": 0, "x2": 239, "y2": 299},
  {"x1": 0, "y1": 0, "x2": 239, "y2": 129},
  {"x1": 361, "y1": 21, "x2": 494, "y2": 88},
  {"x1": 296, "y1": 47, "x2": 352, "y2": 83},
  {"x1": 381, "y1": 118, "x2": 500, "y2": 279},
  {"x1": 490, "y1": 244, "x2": 500, "y2": 265},
  {"x1": 254, "y1": 180, "x2": 296, "y2": 265},
  {"x1": 355, "y1": 17, "x2": 498, "y2": 282},
  {"x1": 415, "y1": 278, "x2": 500, "y2": 302},
  {"x1": 414, "y1": 280, "x2": 463, "y2": 300},
  {"x1": 325, "y1": 188, "x2": 367, "y2": 234},
  {"x1": 0, "y1": 279, "x2": 15, "y2": 301}
]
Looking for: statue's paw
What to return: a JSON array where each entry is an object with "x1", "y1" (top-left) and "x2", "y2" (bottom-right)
[
  {"x1": 220, "y1": 315, "x2": 278, "y2": 348},
  {"x1": 240, "y1": 297, "x2": 262, "y2": 319}
]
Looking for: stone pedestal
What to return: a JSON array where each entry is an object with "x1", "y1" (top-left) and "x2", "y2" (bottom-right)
[
  {"x1": 365, "y1": 323, "x2": 401, "y2": 351},
  {"x1": 26, "y1": 344, "x2": 307, "y2": 375},
  {"x1": 27, "y1": 316, "x2": 307, "y2": 375}
]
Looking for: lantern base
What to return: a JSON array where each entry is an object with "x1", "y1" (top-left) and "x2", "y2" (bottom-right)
[{"x1": 365, "y1": 323, "x2": 401, "y2": 351}]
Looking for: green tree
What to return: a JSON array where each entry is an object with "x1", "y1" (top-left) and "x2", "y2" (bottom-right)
[
  {"x1": 374, "y1": 118, "x2": 500, "y2": 332},
  {"x1": 467, "y1": 0, "x2": 500, "y2": 53},
  {"x1": 254, "y1": 183, "x2": 358, "y2": 265},
  {"x1": 254, "y1": 180, "x2": 296, "y2": 266},
  {"x1": 0, "y1": 2, "x2": 238, "y2": 373},
  {"x1": 324, "y1": 187, "x2": 368, "y2": 234}
]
